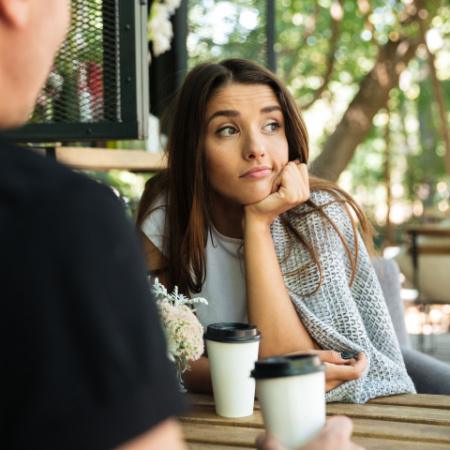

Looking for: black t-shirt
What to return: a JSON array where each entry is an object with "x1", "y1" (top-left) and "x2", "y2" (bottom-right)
[{"x1": 0, "y1": 139, "x2": 186, "y2": 449}]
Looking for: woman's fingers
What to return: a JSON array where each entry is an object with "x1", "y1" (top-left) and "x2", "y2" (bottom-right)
[
  {"x1": 323, "y1": 353, "x2": 367, "y2": 392},
  {"x1": 324, "y1": 352, "x2": 367, "y2": 381},
  {"x1": 284, "y1": 350, "x2": 367, "y2": 393},
  {"x1": 297, "y1": 161, "x2": 310, "y2": 198},
  {"x1": 247, "y1": 161, "x2": 309, "y2": 224},
  {"x1": 298, "y1": 349, "x2": 365, "y2": 367},
  {"x1": 309, "y1": 350, "x2": 354, "y2": 364},
  {"x1": 276, "y1": 161, "x2": 309, "y2": 204}
]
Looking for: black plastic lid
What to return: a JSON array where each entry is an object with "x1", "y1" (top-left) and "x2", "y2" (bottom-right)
[
  {"x1": 251, "y1": 354, "x2": 325, "y2": 379},
  {"x1": 204, "y1": 322, "x2": 262, "y2": 343}
]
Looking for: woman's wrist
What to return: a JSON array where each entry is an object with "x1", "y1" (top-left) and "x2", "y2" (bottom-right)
[{"x1": 243, "y1": 205, "x2": 276, "y2": 232}]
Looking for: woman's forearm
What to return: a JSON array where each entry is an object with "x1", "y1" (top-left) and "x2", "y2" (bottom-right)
[
  {"x1": 244, "y1": 218, "x2": 318, "y2": 358},
  {"x1": 182, "y1": 356, "x2": 213, "y2": 394}
]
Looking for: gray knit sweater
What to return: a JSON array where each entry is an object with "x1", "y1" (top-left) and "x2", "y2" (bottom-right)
[{"x1": 271, "y1": 190, "x2": 416, "y2": 403}]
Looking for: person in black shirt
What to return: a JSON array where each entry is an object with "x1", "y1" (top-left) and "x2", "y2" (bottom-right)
[{"x1": 0, "y1": 1, "x2": 186, "y2": 448}]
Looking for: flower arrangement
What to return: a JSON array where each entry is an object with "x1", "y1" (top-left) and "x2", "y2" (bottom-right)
[
  {"x1": 152, "y1": 278, "x2": 208, "y2": 391},
  {"x1": 148, "y1": 0, "x2": 182, "y2": 59}
]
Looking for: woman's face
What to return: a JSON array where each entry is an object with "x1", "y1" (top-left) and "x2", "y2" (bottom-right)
[{"x1": 204, "y1": 83, "x2": 289, "y2": 209}]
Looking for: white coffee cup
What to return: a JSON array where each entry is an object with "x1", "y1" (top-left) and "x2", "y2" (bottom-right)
[
  {"x1": 251, "y1": 355, "x2": 326, "y2": 449},
  {"x1": 204, "y1": 322, "x2": 262, "y2": 418}
]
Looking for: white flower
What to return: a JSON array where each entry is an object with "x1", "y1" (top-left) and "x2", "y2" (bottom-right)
[
  {"x1": 148, "y1": 0, "x2": 181, "y2": 58},
  {"x1": 158, "y1": 302, "x2": 204, "y2": 361},
  {"x1": 151, "y1": 278, "x2": 208, "y2": 391},
  {"x1": 152, "y1": 31, "x2": 172, "y2": 57},
  {"x1": 164, "y1": 0, "x2": 182, "y2": 15}
]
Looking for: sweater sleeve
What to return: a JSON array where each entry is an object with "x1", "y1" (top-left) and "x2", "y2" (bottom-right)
[{"x1": 271, "y1": 190, "x2": 416, "y2": 403}]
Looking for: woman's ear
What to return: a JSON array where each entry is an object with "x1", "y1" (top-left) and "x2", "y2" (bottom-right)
[{"x1": 0, "y1": 0, "x2": 31, "y2": 29}]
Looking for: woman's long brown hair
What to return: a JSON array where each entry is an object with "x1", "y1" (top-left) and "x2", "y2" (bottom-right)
[{"x1": 136, "y1": 58, "x2": 375, "y2": 295}]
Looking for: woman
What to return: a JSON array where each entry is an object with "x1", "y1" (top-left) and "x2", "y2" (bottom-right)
[{"x1": 136, "y1": 59, "x2": 415, "y2": 403}]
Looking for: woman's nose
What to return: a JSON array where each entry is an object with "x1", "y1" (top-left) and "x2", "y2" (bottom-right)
[{"x1": 242, "y1": 131, "x2": 266, "y2": 160}]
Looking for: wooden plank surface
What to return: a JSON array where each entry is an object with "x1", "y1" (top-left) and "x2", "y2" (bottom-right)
[
  {"x1": 54, "y1": 147, "x2": 167, "y2": 171},
  {"x1": 352, "y1": 437, "x2": 450, "y2": 450},
  {"x1": 182, "y1": 420, "x2": 450, "y2": 449},
  {"x1": 182, "y1": 423, "x2": 259, "y2": 448},
  {"x1": 182, "y1": 394, "x2": 450, "y2": 449},
  {"x1": 187, "y1": 444, "x2": 251, "y2": 450},
  {"x1": 181, "y1": 407, "x2": 450, "y2": 443},
  {"x1": 327, "y1": 402, "x2": 450, "y2": 425},
  {"x1": 187, "y1": 438, "x2": 450, "y2": 450},
  {"x1": 368, "y1": 393, "x2": 450, "y2": 410},
  {"x1": 181, "y1": 405, "x2": 264, "y2": 428},
  {"x1": 350, "y1": 417, "x2": 450, "y2": 444},
  {"x1": 182, "y1": 402, "x2": 450, "y2": 427},
  {"x1": 188, "y1": 392, "x2": 450, "y2": 410}
]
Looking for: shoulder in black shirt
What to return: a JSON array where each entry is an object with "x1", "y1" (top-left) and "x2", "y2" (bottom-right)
[{"x1": 0, "y1": 139, "x2": 186, "y2": 450}]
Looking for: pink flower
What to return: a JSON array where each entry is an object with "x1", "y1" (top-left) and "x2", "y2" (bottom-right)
[
  {"x1": 158, "y1": 302, "x2": 204, "y2": 361},
  {"x1": 151, "y1": 278, "x2": 208, "y2": 391}
]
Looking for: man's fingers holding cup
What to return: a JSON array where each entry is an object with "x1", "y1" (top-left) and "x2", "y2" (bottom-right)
[
  {"x1": 322, "y1": 416, "x2": 365, "y2": 450},
  {"x1": 255, "y1": 433, "x2": 282, "y2": 450}
]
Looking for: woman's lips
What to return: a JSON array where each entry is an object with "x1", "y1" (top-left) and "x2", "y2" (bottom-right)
[{"x1": 241, "y1": 166, "x2": 272, "y2": 179}]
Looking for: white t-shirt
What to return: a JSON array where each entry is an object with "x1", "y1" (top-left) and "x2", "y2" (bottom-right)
[{"x1": 141, "y1": 198, "x2": 247, "y2": 328}]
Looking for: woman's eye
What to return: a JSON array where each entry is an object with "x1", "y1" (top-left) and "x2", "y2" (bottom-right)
[
  {"x1": 216, "y1": 126, "x2": 238, "y2": 137},
  {"x1": 264, "y1": 122, "x2": 281, "y2": 132}
]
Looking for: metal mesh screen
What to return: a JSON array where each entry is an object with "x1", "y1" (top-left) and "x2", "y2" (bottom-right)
[{"x1": 30, "y1": 0, "x2": 121, "y2": 125}]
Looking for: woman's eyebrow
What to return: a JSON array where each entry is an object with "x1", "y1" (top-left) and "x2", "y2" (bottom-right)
[
  {"x1": 207, "y1": 110, "x2": 239, "y2": 124},
  {"x1": 207, "y1": 105, "x2": 282, "y2": 124},
  {"x1": 261, "y1": 105, "x2": 282, "y2": 114}
]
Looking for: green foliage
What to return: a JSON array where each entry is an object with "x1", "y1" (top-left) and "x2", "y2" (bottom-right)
[
  {"x1": 186, "y1": 0, "x2": 450, "y2": 245},
  {"x1": 188, "y1": 0, "x2": 268, "y2": 67},
  {"x1": 80, "y1": 170, "x2": 153, "y2": 221}
]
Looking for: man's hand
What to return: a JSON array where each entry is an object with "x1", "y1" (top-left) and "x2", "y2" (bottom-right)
[{"x1": 255, "y1": 416, "x2": 365, "y2": 450}]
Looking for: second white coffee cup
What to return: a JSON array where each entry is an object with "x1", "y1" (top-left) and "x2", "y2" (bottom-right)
[
  {"x1": 251, "y1": 354, "x2": 326, "y2": 449},
  {"x1": 205, "y1": 322, "x2": 262, "y2": 418}
]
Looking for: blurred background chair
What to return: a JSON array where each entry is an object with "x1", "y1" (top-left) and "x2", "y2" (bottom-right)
[
  {"x1": 374, "y1": 257, "x2": 450, "y2": 395},
  {"x1": 393, "y1": 222, "x2": 450, "y2": 352},
  {"x1": 395, "y1": 223, "x2": 450, "y2": 304}
]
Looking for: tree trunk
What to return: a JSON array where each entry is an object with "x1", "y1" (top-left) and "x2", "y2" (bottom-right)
[{"x1": 310, "y1": 37, "x2": 420, "y2": 182}]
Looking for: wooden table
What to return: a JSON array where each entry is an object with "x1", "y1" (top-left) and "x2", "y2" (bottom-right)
[{"x1": 180, "y1": 393, "x2": 450, "y2": 449}]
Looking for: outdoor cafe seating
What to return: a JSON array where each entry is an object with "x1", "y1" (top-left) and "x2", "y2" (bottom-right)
[{"x1": 10, "y1": 1, "x2": 449, "y2": 448}]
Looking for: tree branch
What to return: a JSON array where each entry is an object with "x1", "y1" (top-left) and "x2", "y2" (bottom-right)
[
  {"x1": 309, "y1": 0, "x2": 439, "y2": 182},
  {"x1": 300, "y1": 1, "x2": 342, "y2": 110},
  {"x1": 282, "y1": 6, "x2": 319, "y2": 83},
  {"x1": 310, "y1": 36, "x2": 420, "y2": 182}
]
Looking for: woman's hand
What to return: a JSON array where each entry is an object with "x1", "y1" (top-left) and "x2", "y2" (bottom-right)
[
  {"x1": 319, "y1": 351, "x2": 367, "y2": 392},
  {"x1": 286, "y1": 350, "x2": 367, "y2": 392},
  {"x1": 245, "y1": 161, "x2": 310, "y2": 227}
]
